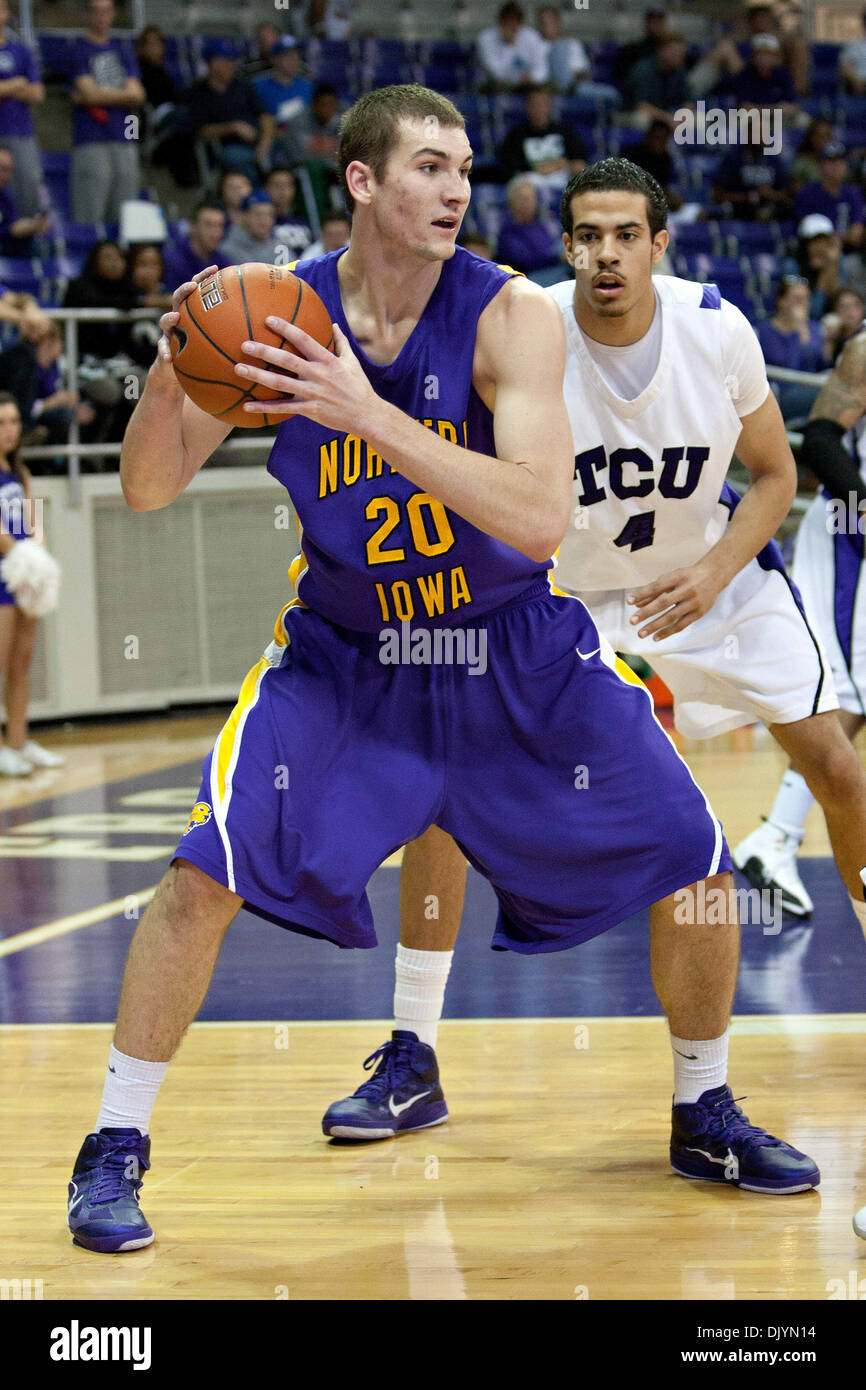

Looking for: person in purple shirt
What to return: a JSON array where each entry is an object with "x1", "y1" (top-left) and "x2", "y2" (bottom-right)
[
  {"x1": 757, "y1": 276, "x2": 824, "y2": 423},
  {"x1": 161, "y1": 201, "x2": 230, "y2": 288},
  {"x1": 494, "y1": 174, "x2": 564, "y2": 284},
  {"x1": 70, "y1": 0, "x2": 145, "y2": 225},
  {"x1": 733, "y1": 34, "x2": 798, "y2": 116},
  {"x1": 0, "y1": 0, "x2": 45, "y2": 215},
  {"x1": 793, "y1": 142, "x2": 865, "y2": 252}
]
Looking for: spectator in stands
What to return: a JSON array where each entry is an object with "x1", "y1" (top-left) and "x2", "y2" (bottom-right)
[
  {"x1": 823, "y1": 286, "x2": 866, "y2": 364},
  {"x1": 535, "y1": 5, "x2": 619, "y2": 102},
  {"x1": 307, "y1": 1, "x2": 352, "y2": 40},
  {"x1": 217, "y1": 170, "x2": 253, "y2": 230},
  {"x1": 711, "y1": 120, "x2": 792, "y2": 221},
  {"x1": 135, "y1": 25, "x2": 198, "y2": 188},
  {"x1": 0, "y1": 284, "x2": 49, "y2": 336},
  {"x1": 742, "y1": 0, "x2": 809, "y2": 94},
  {"x1": 494, "y1": 174, "x2": 563, "y2": 284},
  {"x1": 0, "y1": 144, "x2": 48, "y2": 255},
  {"x1": 757, "y1": 275, "x2": 824, "y2": 423},
  {"x1": 614, "y1": 7, "x2": 667, "y2": 86},
  {"x1": 732, "y1": 34, "x2": 798, "y2": 118},
  {"x1": 842, "y1": 10, "x2": 866, "y2": 94},
  {"x1": 135, "y1": 24, "x2": 176, "y2": 110},
  {"x1": 622, "y1": 31, "x2": 692, "y2": 129},
  {"x1": 783, "y1": 213, "x2": 843, "y2": 319},
  {"x1": 265, "y1": 166, "x2": 313, "y2": 260},
  {"x1": 624, "y1": 119, "x2": 676, "y2": 197},
  {"x1": 70, "y1": 0, "x2": 145, "y2": 225},
  {"x1": 789, "y1": 118, "x2": 835, "y2": 196},
  {"x1": 296, "y1": 82, "x2": 343, "y2": 220},
  {"x1": 241, "y1": 22, "x2": 281, "y2": 81},
  {"x1": 221, "y1": 190, "x2": 283, "y2": 265},
  {"x1": 794, "y1": 143, "x2": 865, "y2": 252},
  {"x1": 0, "y1": 0, "x2": 45, "y2": 217},
  {"x1": 63, "y1": 239, "x2": 137, "y2": 357},
  {"x1": 460, "y1": 231, "x2": 493, "y2": 260},
  {"x1": 0, "y1": 319, "x2": 95, "y2": 447},
  {"x1": 297, "y1": 210, "x2": 350, "y2": 260},
  {"x1": 123, "y1": 243, "x2": 169, "y2": 364},
  {"x1": 162, "y1": 201, "x2": 229, "y2": 287},
  {"x1": 497, "y1": 84, "x2": 586, "y2": 193},
  {"x1": 183, "y1": 38, "x2": 266, "y2": 183},
  {"x1": 300, "y1": 82, "x2": 341, "y2": 171},
  {"x1": 478, "y1": 3, "x2": 548, "y2": 93},
  {"x1": 62, "y1": 240, "x2": 145, "y2": 442},
  {"x1": 254, "y1": 36, "x2": 313, "y2": 171}
]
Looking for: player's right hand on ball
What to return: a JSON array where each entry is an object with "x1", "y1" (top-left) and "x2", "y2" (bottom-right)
[{"x1": 155, "y1": 266, "x2": 220, "y2": 369}]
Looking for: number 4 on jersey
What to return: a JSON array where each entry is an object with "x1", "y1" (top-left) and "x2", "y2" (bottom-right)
[{"x1": 613, "y1": 511, "x2": 655, "y2": 552}]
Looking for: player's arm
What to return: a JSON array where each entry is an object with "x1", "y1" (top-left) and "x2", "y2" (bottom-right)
[
  {"x1": 236, "y1": 278, "x2": 574, "y2": 562},
  {"x1": 799, "y1": 331, "x2": 866, "y2": 506},
  {"x1": 631, "y1": 390, "x2": 797, "y2": 641},
  {"x1": 120, "y1": 270, "x2": 232, "y2": 511}
]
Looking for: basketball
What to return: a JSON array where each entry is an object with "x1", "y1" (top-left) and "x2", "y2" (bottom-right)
[{"x1": 169, "y1": 263, "x2": 335, "y2": 428}]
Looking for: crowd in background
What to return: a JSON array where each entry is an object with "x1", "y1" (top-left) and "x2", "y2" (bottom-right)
[{"x1": 4, "y1": 0, "x2": 866, "y2": 461}]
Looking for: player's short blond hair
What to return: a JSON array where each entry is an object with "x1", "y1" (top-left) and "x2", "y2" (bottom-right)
[{"x1": 337, "y1": 85, "x2": 466, "y2": 215}]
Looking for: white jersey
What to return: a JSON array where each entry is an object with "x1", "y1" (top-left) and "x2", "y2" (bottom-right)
[{"x1": 549, "y1": 275, "x2": 770, "y2": 592}]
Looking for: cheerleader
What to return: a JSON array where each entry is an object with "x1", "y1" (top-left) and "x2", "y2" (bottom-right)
[{"x1": 0, "y1": 390, "x2": 63, "y2": 775}]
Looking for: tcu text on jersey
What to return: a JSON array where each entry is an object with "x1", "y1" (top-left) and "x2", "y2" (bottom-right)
[{"x1": 574, "y1": 443, "x2": 710, "y2": 552}]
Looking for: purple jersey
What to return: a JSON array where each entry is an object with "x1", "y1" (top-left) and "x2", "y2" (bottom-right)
[
  {"x1": 0, "y1": 38, "x2": 39, "y2": 137},
  {"x1": 71, "y1": 38, "x2": 140, "y2": 144},
  {"x1": 270, "y1": 247, "x2": 548, "y2": 631}
]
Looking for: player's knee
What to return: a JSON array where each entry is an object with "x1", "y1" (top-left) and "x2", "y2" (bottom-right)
[{"x1": 162, "y1": 858, "x2": 241, "y2": 925}]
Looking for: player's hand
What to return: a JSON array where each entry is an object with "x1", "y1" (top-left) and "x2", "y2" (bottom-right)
[
  {"x1": 627, "y1": 561, "x2": 723, "y2": 641},
  {"x1": 235, "y1": 319, "x2": 377, "y2": 429},
  {"x1": 155, "y1": 266, "x2": 219, "y2": 369}
]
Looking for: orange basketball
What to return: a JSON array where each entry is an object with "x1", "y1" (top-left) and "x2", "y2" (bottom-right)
[{"x1": 169, "y1": 263, "x2": 335, "y2": 428}]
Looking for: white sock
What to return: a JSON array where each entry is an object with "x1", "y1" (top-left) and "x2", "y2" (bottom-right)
[
  {"x1": 394, "y1": 944, "x2": 454, "y2": 1050},
  {"x1": 768, "y1": 770, "x2": 814, "y2": 842},
  {"x1": 96, "y1": 1044, "x2": 169, "y2": 1136},
  {"x1": 670, "y1": 1030, "x2": 729, "y2": 1105}
]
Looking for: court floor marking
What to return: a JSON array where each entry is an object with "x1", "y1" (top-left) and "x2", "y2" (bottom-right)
[
  {"x1": 1, "y1": 1015, "x2": 864, "y2": 1032},
  {"x1": 0, "y1": 888, "x2": 158, "y2": 958}
]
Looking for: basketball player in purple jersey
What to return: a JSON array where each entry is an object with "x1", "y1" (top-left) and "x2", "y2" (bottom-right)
[{"x1": 66, "y1": 88, "x2": 815, "y2": 1254}]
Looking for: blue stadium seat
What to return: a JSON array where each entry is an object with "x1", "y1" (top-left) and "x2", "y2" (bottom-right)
[
  {"x1": 668, "y1": 222, "x2": 720, "y2": 256},
  {"x1": 718, "y1": 221, "x2": 781, "y2": 255}
]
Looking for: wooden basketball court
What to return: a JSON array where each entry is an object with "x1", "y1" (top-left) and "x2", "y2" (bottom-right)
[{"x1": 1, "y1": 715, "x2": 865, "y2": 1301}]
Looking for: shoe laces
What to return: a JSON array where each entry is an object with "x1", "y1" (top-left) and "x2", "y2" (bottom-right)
[
  {"x1": 354, "y1": 1037, "x2": 415, "y2": 1101},
  {"x1": 87, "y1": 1140, "x2": 145, "y2": 1205},
  {"x1": 704, "y1": 1093, "x2": 782, "y2": 1155}
]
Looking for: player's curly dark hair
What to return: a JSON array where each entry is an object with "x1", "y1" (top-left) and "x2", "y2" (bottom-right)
[{"x1": 560, "y1": 158, "x2": 668, "y2": 240}]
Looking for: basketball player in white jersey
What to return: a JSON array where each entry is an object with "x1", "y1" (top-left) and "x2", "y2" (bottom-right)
[
  {"x1": 733, "y1": 333, "x2": 866, "y2": 920},
  {"x1": 323, "y1": 159, "x2": 866, "y2": 1211}
]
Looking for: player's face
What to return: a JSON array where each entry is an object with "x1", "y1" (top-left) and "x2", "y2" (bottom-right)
[
  {"x1": 367, "y1": 119, "x2": 472, "y2": 263},
  {"x1": 0, "y1": 403, "x2": 22, "y2": 459},
  {"x1": 563, "y1": 190, "x2": 667, "y2": 322}
]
